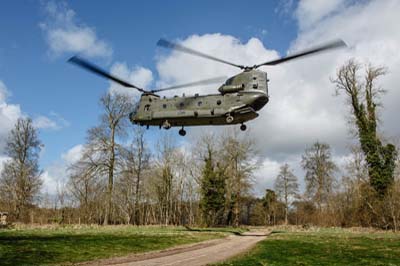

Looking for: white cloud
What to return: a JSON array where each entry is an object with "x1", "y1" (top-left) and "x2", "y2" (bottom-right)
[
  {"x1": 42, "y1": 144, "x2": 84, "y2": 195},
  {"x1": 40, "y1": 1, "x2": 112, "y2": 58},
  {"x1": 0, "y1": 156, "x2": 10, "y2": 174},
  {"x1": 295, "y1": 0, "x2": 346, "y2": 30},
  {"x1": 32, "y1": 112, "x2": 70, "y2": 131},
  {"x1": 33, "y1": 115, "x2": 59, "y2": 130},
  {"x1": 109, "y1": 62, "x2": 153, "y2": 97},
  {"x1": 41, "y1": 170, "x2": 59, "y2": 195},
  {"x1": 61, "y1": 144, "x2": 83, "y2": 164},
  {"x1": 275, "y1": 0, "x2": 296, "y2": 16},
  {"x1": 156, "y1": 34, "x2": 279, "y2": 95},
  {"x1": 253, "y1": 157, "x2": 281, "y2": 197},
  {"x1": 0, "y1": 81, "x2": 22, "y2": 153},
  {"x1": 0, "y1": 81, "x2": 9, "y2": 103}
]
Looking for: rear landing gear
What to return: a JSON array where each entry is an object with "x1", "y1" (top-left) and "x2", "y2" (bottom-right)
[
  {"x1": 179, "y1": 127, "x2": 186, "y2": 136},
  {"x1": 240, "y1": 124, "x2": 247, "y2": 131},
  {"x1": 162, "y1": 120, "x2": 171, "y2": 130}
]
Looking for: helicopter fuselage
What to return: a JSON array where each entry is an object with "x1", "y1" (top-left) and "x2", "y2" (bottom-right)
[{"x1": 129, "y1": 69, "x2": 269, "y2": 128}]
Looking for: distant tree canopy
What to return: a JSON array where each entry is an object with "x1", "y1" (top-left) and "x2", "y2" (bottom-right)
[{"x1": 332, "y1": 60, "x2": 397, "y2": 195}]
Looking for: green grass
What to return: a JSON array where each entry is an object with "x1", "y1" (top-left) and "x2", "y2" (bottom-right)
[
  {"x1": 215, "y1": 228, "x2": 400, "y2": 266},
  {"x1": 0, "y1": 225, "x2": 231, "y2": 266}
]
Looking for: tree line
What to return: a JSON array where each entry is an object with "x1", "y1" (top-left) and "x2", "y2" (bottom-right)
[{"x1": 0, "y1": 60, "x2": 399, "y2": 229}]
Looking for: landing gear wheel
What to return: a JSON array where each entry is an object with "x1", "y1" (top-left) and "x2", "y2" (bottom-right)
[
  {"x1": 162, "y1": 120, "x2": 171, "y2": 130},
  {"x1": 240, "y1": 124, "x2": 247, "y2": 131},
  {"x1": 226, "y1": 114, "x2": 234, "y2": 124},
  {"x1": 179, "y1": 128, "x2": 186, "y2": 136}
]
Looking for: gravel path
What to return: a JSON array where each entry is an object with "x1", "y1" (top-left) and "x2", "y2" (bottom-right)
[
  {"x1": 109, "y1": 231, "x2": 267, "y2": 266},
  {"x1": 81, "y1": 231, "x2": 267, "y2": 266}
]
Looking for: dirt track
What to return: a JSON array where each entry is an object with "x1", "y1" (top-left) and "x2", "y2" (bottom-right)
[{"x1": 83, "y1": 231, "x2": 267, "y2": 266}]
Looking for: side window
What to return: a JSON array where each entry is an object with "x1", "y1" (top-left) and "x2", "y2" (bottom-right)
[
  {"x1": 197, "y1": 101, "x2": 202, "y2": 106},
  {"x1": 144, "y1": 104, "x2": 150, "y2": 111},
  {"x1": 217, "y1": 100, "x2": 222, "y2": 105},
  {"x1": 163, "y1": 104, "x2": 167, "y2": 109}
]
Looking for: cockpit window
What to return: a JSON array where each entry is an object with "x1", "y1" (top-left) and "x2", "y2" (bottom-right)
[{"x1": 225, "y1": 77, "x2": 235, "y2": 85}]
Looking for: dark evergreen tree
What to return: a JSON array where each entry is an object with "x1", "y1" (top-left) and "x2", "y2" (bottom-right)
[
  {"x1": 200, "y1": 150, "x2": 225, "y2": 226},
  {"x1": 262, "y1": 189, "x2": 278, "y2": 225}
]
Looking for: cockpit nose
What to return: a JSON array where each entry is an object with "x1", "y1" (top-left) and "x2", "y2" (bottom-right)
[
  {"x1": 251, "y1": 93, "x2": 269, "y2": 111},
  {"x1": 129, "y1": 106, "x2": 139, "y2": 123}
]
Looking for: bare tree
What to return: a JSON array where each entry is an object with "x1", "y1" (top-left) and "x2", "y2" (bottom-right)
[
  {"x1": 220, "y1": 130, "x2": 257, "y2": 227},
  {"x1": 74, "y1": 93, "x2": 133, "y2": 225},
  {"x1": 385, "y1": 180, "x2": 400, "y2": 231},
  {"x1": 68, "y1": 158, "x2": 104, "y2": 224},
  {"x1": 118, "y1": 127, "x2": 150, "y2": 224},
  {"x1": 338, "y1": 145, "x2": 369, "y2": 226},
  {"x1": 274, "y1": 164, "x2": 299, "y2": 224},
  {"x1": 153, "y1": 134, "x2": 176, "y2": 225},
  {"x1": 0, "y1": 118, "x2": 42, "y2": 221},
  {"x1": 302, "y1": 142, "x2": 337, "y2": 212}
]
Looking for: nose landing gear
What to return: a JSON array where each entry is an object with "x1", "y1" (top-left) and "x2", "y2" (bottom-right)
[
  {"x1": 226, "y1": 114, "x2": 234, "y2": 123},
  {"x1": 179, "y1": 127, "x2": 186, "y2": 136},
  {"x1": 240, "y1": 124, "x2": 247, "y2": 131}
]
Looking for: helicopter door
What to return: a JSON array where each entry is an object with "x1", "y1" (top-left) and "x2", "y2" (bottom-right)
[{"x1": 143, "y1": 104, "x2": 152, "y2": 119}]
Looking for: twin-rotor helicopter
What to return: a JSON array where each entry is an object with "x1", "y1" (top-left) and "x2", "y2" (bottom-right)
[{"x1": 69, "y1": 38, "x2": 346, "y2": 136}]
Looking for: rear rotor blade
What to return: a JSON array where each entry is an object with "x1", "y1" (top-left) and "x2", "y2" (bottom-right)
[
  {"x1": 157, "y1": 38, "x2": 245, "y2": 69},
  {"x1": 255, "y1": 39, "x2": 347, "y2": 67},
  {"x1": 68, "y1": 56, "x2": 149, "y2": 93},
  {"x1": 151, "y1": 76, "x2": 227, "y2": 93}
]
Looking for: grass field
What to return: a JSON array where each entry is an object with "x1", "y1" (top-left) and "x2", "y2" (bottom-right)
[
  {"x1": 0, "y1": 225, "x2": 236, "y2": 266},
  {"x1": 215, "y1": 228, "x2": 400, "y2": 266}
]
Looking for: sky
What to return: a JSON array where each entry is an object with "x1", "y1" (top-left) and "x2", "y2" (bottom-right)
[{"x1": 0, "y1": 0, "x2": 399, "y2": 196}]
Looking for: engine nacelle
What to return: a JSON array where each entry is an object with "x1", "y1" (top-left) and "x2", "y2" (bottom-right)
[{"x1": 218, "y1": 84, "x2": 244, "y2": 94}]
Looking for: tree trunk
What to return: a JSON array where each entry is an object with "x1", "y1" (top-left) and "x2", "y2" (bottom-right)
[{"x1": 104, "y1": 126, "x2": 115, "y2": 225}]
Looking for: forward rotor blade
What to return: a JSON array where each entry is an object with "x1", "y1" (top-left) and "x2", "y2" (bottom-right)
[
  {"x1": 151, "y1": 76, "x2": 227, "y2": 93},
  {"x1": 157, "y1": 38, "x2": 244, "y2": 69},
  {"x1": 68, "y1": 56, "x2": 149, "y2": 93},
  {"x1": 255, "y1": 39, "x2": 347, "y2": 67}
]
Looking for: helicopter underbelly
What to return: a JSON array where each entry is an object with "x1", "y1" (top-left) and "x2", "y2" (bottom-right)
[{"x1": 133, "y1": 107, "x2": 258, "y2": 127}]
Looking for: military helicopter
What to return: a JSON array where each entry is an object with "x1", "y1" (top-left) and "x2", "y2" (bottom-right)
[{"x1": 68, "y1": 38, "x2": 346, "y2": 136}]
